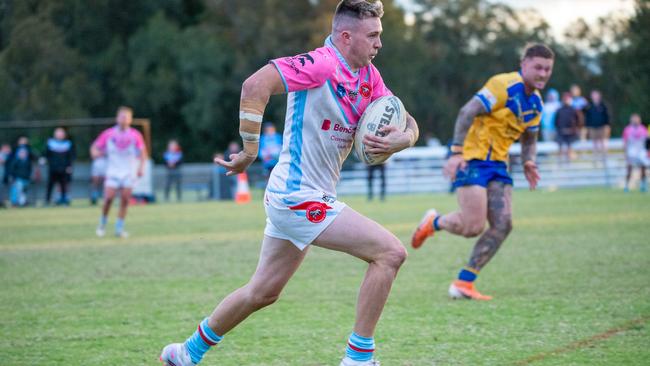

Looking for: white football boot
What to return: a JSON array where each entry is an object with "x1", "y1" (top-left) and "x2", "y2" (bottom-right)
[
  {"x1": 339, "y1": 357, "x2": 380, "y2": 366},
  {"x1": 115, "y1": 230, "x2": 129, "y2": 238},
  {"x1": 160, "y1": 343, "x2": 196, "y2": 366},
  {"x1": 95, "y1": 225, "x2": 106, "y2": 237}
]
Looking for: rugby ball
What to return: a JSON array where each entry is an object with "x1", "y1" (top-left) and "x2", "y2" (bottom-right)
[{"x1": 354, "y1": 95, "x2": 407, "y2": 165}]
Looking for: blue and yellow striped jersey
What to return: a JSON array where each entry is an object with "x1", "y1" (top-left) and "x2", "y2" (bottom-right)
[{"x1": 463, "y1": 71, "x2": 543, "y2": 162}]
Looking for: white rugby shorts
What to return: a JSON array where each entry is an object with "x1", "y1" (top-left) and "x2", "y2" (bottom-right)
[
  {"x1": 264, "y1": 190, "x2": 346, "y2": 250},
  {"x1": 91, "y1": 157, "x2": 108, "y2": 177},
  {"x1": 104, "y1": 175, "x2": 136, "y2": 189},
  {"x1": 626, "y1": 148, "x2": 650, "y2": 167}
]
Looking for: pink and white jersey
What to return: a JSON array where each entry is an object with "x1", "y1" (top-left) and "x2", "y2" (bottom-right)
[
  {"x1": 93, "y1": 126, "x2": 145, "y2": 179},
  {"x1": 267, "y1": 36, "x2": 392, "y2": 201},
  {"x1": 623, "y1": 124, "x2": 648, "y2": 156}
]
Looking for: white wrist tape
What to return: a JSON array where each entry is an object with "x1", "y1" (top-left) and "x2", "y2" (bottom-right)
[
  {"x1": 240, "y1": 131, "x2": 260, "y2": 142},
  {"x1": 239, "y1": 111, "x2": 263, "y2": 123}
]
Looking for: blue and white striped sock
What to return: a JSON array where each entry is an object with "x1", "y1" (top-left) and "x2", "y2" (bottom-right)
[
  {"x1": 184, "y1": 318, "x2": 223, "y2": 364},
  {"x1": 99, "y1": 215, "x2": 107, "y2": 227},
  {"x1": 346, "y1": 332, "x2": 375, "y2": 362},
  {"x1": 115, "y1": 218, "x2": 124, "y2": 233}
]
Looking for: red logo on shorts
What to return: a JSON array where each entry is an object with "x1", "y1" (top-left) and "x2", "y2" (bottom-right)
[
  {"x1": 321, "y1": 119, "x2": 332, "y2": 131},
  {"x1": 289, "y1": 201, "x2": 333, "y2": 223},
  {"x1": 359, "y1": 82, "x2": 372, "y2": 99}
]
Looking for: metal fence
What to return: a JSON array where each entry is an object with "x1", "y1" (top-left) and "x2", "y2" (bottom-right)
[{"x1": 6, "y1": 138, "x2": 631, "y2": 206}]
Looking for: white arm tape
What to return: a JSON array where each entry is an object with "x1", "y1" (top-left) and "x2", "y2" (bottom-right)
[
  {"x1": 239, "y1": 111, "x2": 263, "y2": 123},
  {"x1": 240, "y1": 131, "x2": 260, "y2": 142}
]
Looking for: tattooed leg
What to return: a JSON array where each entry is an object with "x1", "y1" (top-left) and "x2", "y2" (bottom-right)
[{"x1": 467, "y1": 181, "x2": 513, "y2": 270}]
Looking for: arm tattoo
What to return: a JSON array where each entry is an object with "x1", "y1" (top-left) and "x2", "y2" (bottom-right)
[
  {"x1": 520, "y1": 129, "x2": 538, "y2": 164},
  {"x1": 468, "y1": 182, "x2": 512, "y2": 270},
  {"x1": 452, "y1": 98, "x2": 487, "y2": 145}
]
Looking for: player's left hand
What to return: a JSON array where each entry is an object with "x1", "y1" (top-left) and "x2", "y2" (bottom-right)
[
  {"x1": 523, "y1": 160, "x2": 540, "y2": 190},
  {"x1": 363, "y1": 126, "x2": 412, "y2": 154},
  {"x1": 136, "y1": 166, "x2": 144, "y2": 178}
]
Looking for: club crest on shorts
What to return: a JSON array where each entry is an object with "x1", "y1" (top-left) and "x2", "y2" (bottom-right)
[{"x1": 289, "y1": 201, "x2": 333, "y2": 223}]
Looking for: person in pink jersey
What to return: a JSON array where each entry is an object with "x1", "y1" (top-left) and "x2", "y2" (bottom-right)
[
  {"x1": 160, "y1": 2, "x2": 419, "y2": 366},
  {"x1": 622, "y1": 113, "x2": 648, "y2": 192},
  {"x1": 91, "y1": 106, "x2": 147, "y2": 237}
]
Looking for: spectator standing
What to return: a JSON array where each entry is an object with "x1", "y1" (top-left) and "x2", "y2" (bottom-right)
[
  {"x1": 0, "y1": 143, "x2": 10, "y2": 207},
  {"x1": 224, "y1": 141, "x2": 241, "y2": 197},
  {"x1": 44, "y1": 127, "x2": 76, "y2": 205},
  {"x1": 367, "y1": 163, "x2": 386, "y2": 201},
  {"x1": 7, "y1": 137, "x2": 35, "y2": 207},
  {"x1": 90, "y1": 155, "x2": 107, "y2": 205},
  {"x1": 163, "y1": 139, "x2": 183, "y2": 202},
  {"x1": 258, "y1": 123, "x2": 282, "y2": 177},
  {"x1": 570, "y1": 84, "x2": 588, "y2": 141},
  {"x1": 210, "y1": 152, "x2": 232, "y2": 200},
  {"x1": 584, "y1": 90, "x2": 610, "y2": 164},
  {"x1": 555, "y1": 92, "x2": 580, "y2": 163},
  {"x1": 622, "y1": 113, "x2": 648, "y2": 192},
  {"x1": 540, "y1": 88, "x2": 561, "y2": 142}
]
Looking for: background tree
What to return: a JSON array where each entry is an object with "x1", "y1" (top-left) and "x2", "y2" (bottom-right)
[{"x1": 0, "y1": 0, "x2": 646, "y2": 160}]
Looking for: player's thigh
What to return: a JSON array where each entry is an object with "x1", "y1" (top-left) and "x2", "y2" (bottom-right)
[
  {"x1": 486, "y1": 181, "x2": 512, "y2": 229},
  {"x1": 118, "y1": 187, "x2": 132, "y2": 202},
  {"x1": 456, "y1": 185, "x2": 488, "y2": 227},
  {"x1": 104, "y1": 186, "x2": 117, "y2": 199},
  {"x1": 248, "y1": 235, "x2": 308, "y2": 294},
  {"x1": 312, "y1": 206, "x2": 404, "y2": 263}
]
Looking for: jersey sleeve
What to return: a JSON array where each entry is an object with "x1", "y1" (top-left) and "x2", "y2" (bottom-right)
[
  {"x1": 369, "y1": 64, "x2": 392, "y2": 101},
  {"x1": 474, "y1": 75, "x2": 508, "y2": 113},
  {"x1": 622, "y1": 126, "x2": 631, "y2": 142},
  {"x1": 527, "y1": 115, "x2": 542, "y2": 132},
  {"x1": 133, "y1": 130, "x2": 146, "y2": 152},
  {"x1": 92, "y1": 129, "x2": 112, "y2": 151},
  {"x1": 270, "y1": 47, "x2": 336, "y2": 93}
]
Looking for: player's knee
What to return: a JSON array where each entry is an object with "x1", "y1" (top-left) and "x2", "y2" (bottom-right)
[
  {"x1": 380, "y1": 239, "x2": 407, "y2": 270},
  {"x1": 246, "y1": 288, "x2": 280, "y2": 310},
  {"x1": 494, "y1": 219, "x2": 512, "y2": 237},
  {"x1": 462, "y1": 224, "x2": 485, "y2": 238}
]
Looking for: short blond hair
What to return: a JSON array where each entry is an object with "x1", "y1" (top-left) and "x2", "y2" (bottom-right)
[{"x1": 117, "y1": 105, "x2": 133, "y2": 115}]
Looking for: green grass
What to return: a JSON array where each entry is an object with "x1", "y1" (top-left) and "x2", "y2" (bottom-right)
[{"x1": 1, "y1": 188, "x2": 649, "y2": 365}]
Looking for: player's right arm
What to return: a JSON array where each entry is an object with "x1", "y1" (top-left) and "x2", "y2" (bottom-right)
[
  {"x1": 443, "y1": 98, "x2": 487, "y2": 180},
  {"x1": 214, "y1": 64, "x2": 285, "y2": 176},
  {"x1": 90, "y1": 129, "x2": 109, "y2": 159}
]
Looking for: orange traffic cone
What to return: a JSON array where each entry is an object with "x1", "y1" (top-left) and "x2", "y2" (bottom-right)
[{"x1": 235, "y1": 172, "x2": 252, "y2": 204}]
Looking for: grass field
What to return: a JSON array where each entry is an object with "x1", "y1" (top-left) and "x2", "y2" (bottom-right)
[{"x1": 1, "y1": 188, "x2": 649, "y2": 365}]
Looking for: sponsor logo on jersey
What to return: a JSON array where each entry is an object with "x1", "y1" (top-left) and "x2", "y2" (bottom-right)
[
  {"x1": 284, "y1": 53, "x2": 315, "y2": 75},
  {"x1": 297, "y1": 53, "x2": 314, "y2": 67},
  {"x1": 333, "y1": 123, "x2": 354, "y2": 134},
  {"x1": 321, "y1": 120, "x2": 354, "y2": 135},
  {"x1": 336, "y1": 83, "x2": 347, "y2": 98}
]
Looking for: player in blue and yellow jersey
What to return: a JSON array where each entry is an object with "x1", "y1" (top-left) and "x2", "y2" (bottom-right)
[{"x1": 411, "y1": 44, "x2": 554, "y2": 300}]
